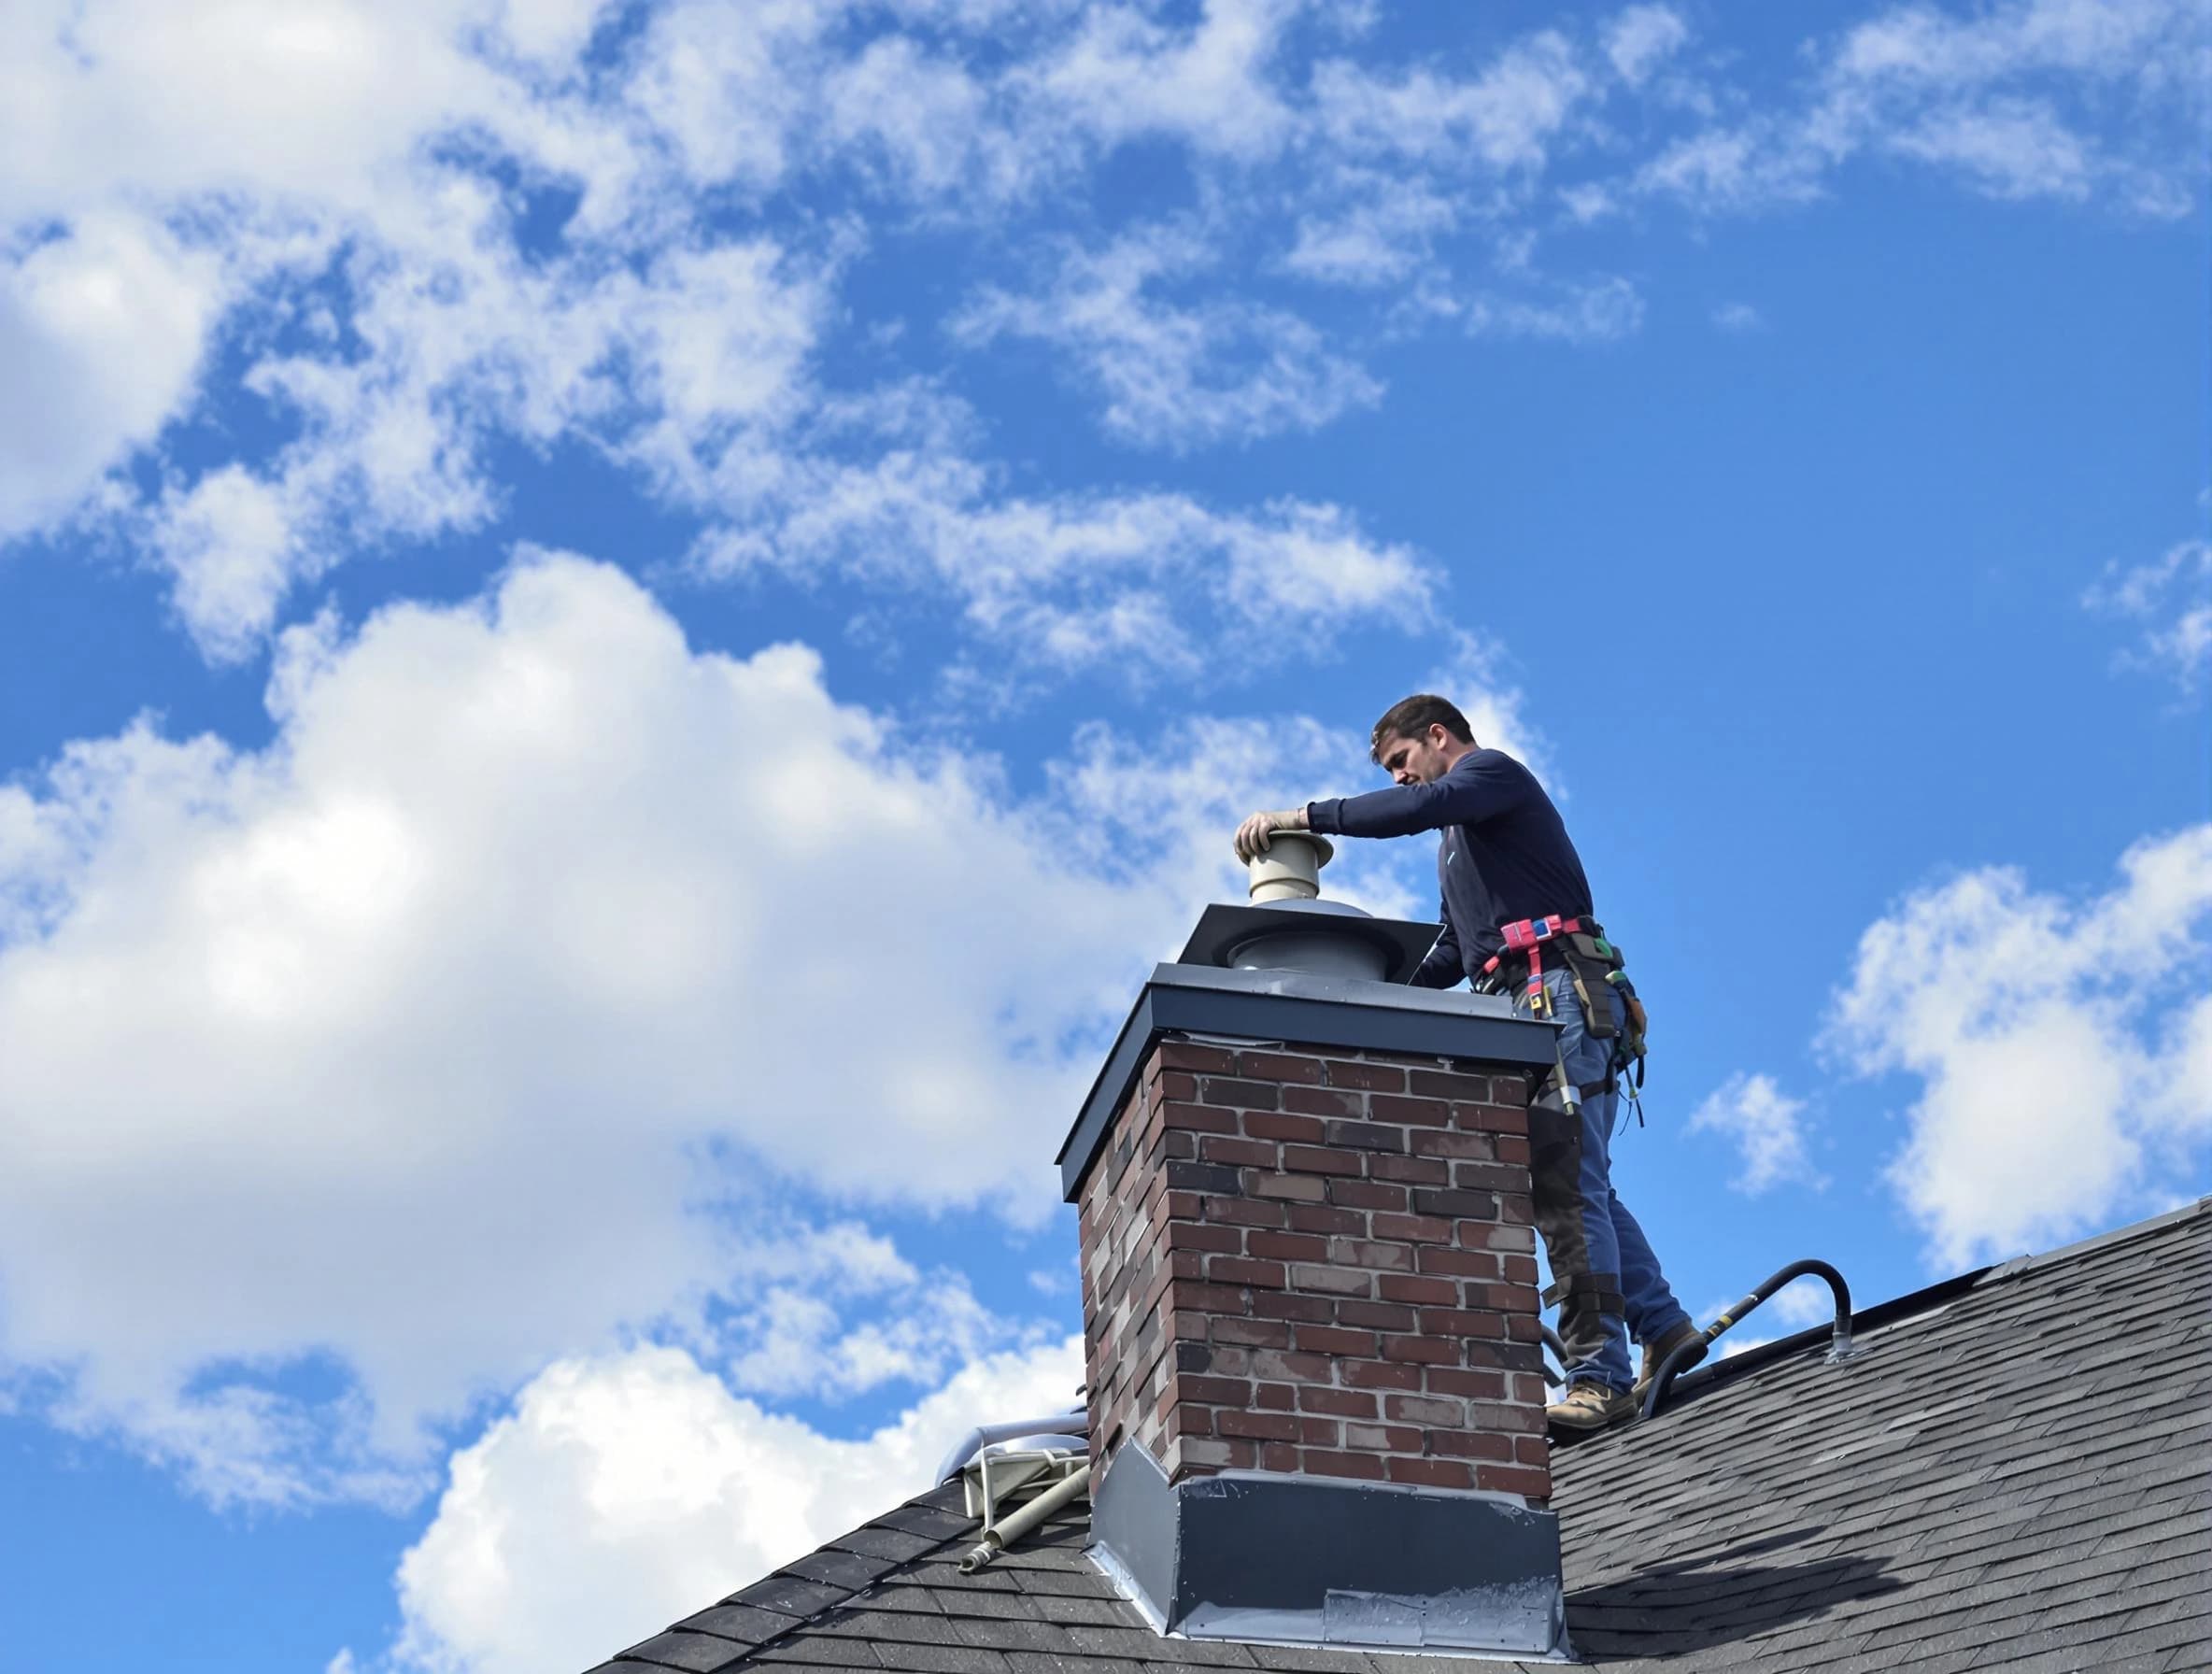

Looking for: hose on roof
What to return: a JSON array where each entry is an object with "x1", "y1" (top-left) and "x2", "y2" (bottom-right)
[{"x1": 1640, "y1": 1258, "x2": 1857, "y2": 1421}]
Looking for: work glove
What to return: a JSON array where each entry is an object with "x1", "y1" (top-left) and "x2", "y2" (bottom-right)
[{"x1": 1233, "y1": 808, "x2": 1308, "y2": 862}]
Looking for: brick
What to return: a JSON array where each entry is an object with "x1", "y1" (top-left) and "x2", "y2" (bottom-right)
[
  {"x1": 1368, "y1": 1154, "x2": 1451, "y2": 1185},
  {"x1": 1427, "y1": 1429, "x2": 1513, "y2": 1462},
  {"x1": 1167, "y1": 1161, "x2": 1242, "y2": 1195},
  {"x1": 1209, "y1": 1316, "x2": 1291, "y2": 1348},
  {"x1": 1243, "y1": 1111, "x2": 1328, "y2": 1142},
  {"x1": 1294, "y1": 1324, "x2": 1381, "y2": 1356},
  {"x1": 1328, "y1": 1179, "x2": 1407, "y2": 1210},
  {"x1": 1280, "y1": 1144, "x2": 1364, "y2": 1177},
  {"x1": 1380, "y1": 1334, "x2": 1460, "y2": 1366},
  {"x1": 1252, "y1": 1290, "x2": 1338, "y2": 1323},
  {"x1": 1303, "y1": 1450, "x2": 1387, "y2": 1481},
  {"x1": 1281, "y1": 1086, "x2": 1366, "y2": 1122},
  {"x1": 1215, "y1": 1409, "x2": 1301, "y2": 1441},
  {"x1": 1333, "y1": 1300, "x2": 1417, "y2": 1332},
  {"x1": 1411, "y1": 1130, "x2": 1497, "y2": 1160},
  {"x1": 1180, "y1": 1375, "x2": 1251, "y2": 1406},
  {"x1": 1250, "y1": 1174, "x2": 1327, "y2": 1202},
  {"x1": 1202, "y1": 1196, "x2": 1287, "y2": 1228},
  {"x1": 1325, "y1": 1059, "x2": 1407, "y2": 1092},
  {"x1": 1287, "y1": 1262, "x2": 1373, "y2": 1298},
  {"x1": 1176, "y1": 1282, "x2": 1253, "y2": 1314},
  {"x1": 1417, "y1": 1308, "x2": 1508, "y2": 1339},
  {"x1": 1502, "y1": 1255, "x2": 1539, "y2": 1285},
  {"x1": 1343, "y1": 1423, "x2": 1424, "y2": 1452},
  {"x1": 1327, "y1": 1238, "x2": 1412, "y2": 1271},
  {"x1": 1238, "y1": 1051, "x2": 1326, "y2": 1085},
  {"x1": 1206, "y1": 1256, "x2": 1287, "y2": 1289},
  {"x1": 1259, "y1": 1441, "x2": 1300, "y2": 1472},
  {"x1": 1379, "y1": 1274, "x2": 1459, "y2": 1305},
  {"x1": 1298, "y1": 1386, "x2": 1377, "y2": 1418},
  {"x1": 1410, "y1": 1069, "x2": 1492, "y2": 1100},
  {"x1": 1382, "y1": 1393, "x2": 1465, "y2": 1426},
  {"x1": 1167, "y1": 1436, "x2": 1240, "y2": 1468},
  {"x1": 1495, "y1": 1133, "x2": 1532, "y2": 1161},
  {"x1": 1199, "y1": 1136, "x2": 1278, "y2": 1169},
  {"x1": 1475, "y1": 1464, "x2": 1551, "y2": 1499},
  {"x1": 1423, "y1": 1368, "x2": 1510, "y2": 1400},
  {"x1": 1371, "y1": 1212, "x2": 1454, "y2": 1244},
  {"x1": 1480, "y1": 1223, "x2": 1537, "y2": 1253},
  {"x1": 1244, "y1": 1230, "x2": 1329, "y2": 1263},
  {"x1": 1250, "y1": 1348, "x2": 1337, "y2": 1383},
  {"x1": 1198, "y1": 1077, "x2": 1281, "y2": 1110},
  {"x1": 1514, "y1": 1434, "x2": 1552, "y2": 1467},
  {"x1": 1324, "y1": 1119, "x2": 1405, "y2": 1153},
  {"x1": 1449, "y1": 1162, "x2": 1526, "y2": 1193},
  {"x1": 1468, "y1": 1103, "x2": 1528, "y2": 1137},
  {"x1": 1411, "y1": 1188, "x2": 1501, "y2": 1220},
  {"x1": 1339, "y1": 1358, "x2": 1423, "y2": 1391},
  {"x1": 1387, "y1": 1456, "x2": 1476, "y2": 1490},
  {"x1": 1285, "y1": 1204, "x2": 1367, "y2": 1235},
  {"x1": 1368, "y1": 1093, "x2": 1453, "y2": 1128},
  {"x1": 1156, "y1": 1042, "x2": 1238, "y2": 1073},
  {"x1": 1158, "y1": 1101, "x2": 1241, "y2": 1135},
  {"x1": 1165, "y1": 1222, "x2": 1243, "y2": 1255}
]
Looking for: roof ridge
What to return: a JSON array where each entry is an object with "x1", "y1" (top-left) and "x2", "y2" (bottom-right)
[{"x1": 1973, "y1": 1195, "x2": 2212, "y2": 1286}]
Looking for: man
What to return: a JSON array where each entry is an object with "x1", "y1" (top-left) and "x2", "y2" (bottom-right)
[{"x1": 1234, "y1": 693, "x2": 1703, "y2": 1430}]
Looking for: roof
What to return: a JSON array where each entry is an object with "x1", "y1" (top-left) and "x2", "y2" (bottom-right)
[{"x1": 584, "y1": 1199, "x2": 2212, "y2": 1673}]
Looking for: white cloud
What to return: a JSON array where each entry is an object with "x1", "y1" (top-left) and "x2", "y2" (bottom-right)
[
  {"x1": 1604, "y1": 6, "x2": 1691, "y2": 88},
  {"x1": 390, "y1": 1336, "x2": 1083, "y2": 1674},
  {"x1": 1711, "y1": 300, "x2": 1765, "y2": 333},
  {"x1": 0, "y1": 214, "x2": 229, "y2": 537},
  {"x1": 951, "y1": 223, "x2": 1382, "y2": 448},
  {"x1": 2083, "y1": 537, "x2": 2212, "y2": 695},
  {"x1": 0, "y1": 550, "x2": 1421, "y2": 1505},
  {"x1": 1311, "y1": 33, "x2": 1593, "y2": 173},
  {"x1": 1688, "y1": 1072, "x2": 1824, "y2": 1195},
  {"x1": 1459, "y1": 275, "x2": 1645, "y2": 344},
  {"x1": 1825, "y1": 825, "x2": 2212, "y2": 1267}
]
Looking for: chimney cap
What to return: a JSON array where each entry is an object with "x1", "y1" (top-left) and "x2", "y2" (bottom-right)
[{"x1": 1175, "y1": 901, "x2": 1440, "y2": 985}]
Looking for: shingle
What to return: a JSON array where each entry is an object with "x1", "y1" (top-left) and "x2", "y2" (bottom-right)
[
  {"x1": 784, "y1": 1552, "x2": 906, "y2": 1592},
  {"x1": 618, "y1": 1630, "x2": 759, "y2": 1672},
  {"x1": 867, "y1": 1641, "x2": 1014, "y2": 1674},
  {"x1": 729, "y1": 1578, "x2": 854, "y2": 1619},
  {"x1": 752, "y1": 1639, "x2": 882, "y2": 1669},
  {"x1": 675, "y1": 1606, "x2": 804, "y2": 1646},
  {"x1": 832, "y1": 1527, "x2": 946, "y2": 1565}
]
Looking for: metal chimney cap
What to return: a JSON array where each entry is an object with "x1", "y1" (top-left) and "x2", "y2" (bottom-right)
[{"x1": 1175, "y1": 901, "x2": 1441, "y2": 985}]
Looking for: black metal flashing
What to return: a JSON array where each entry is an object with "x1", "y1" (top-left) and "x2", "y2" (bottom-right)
[
  {"x1": 1056, "y1": 961, "x2": 1561, "y2": 1201},
  {"x1": 1089, "y1": 1444, "x2": 1568, "y2": 1658}
]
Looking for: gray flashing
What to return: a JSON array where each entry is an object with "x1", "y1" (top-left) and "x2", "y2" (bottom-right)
[
  {"x1": 1177, "y1": 902, "x2": 1443, "y2": 986},
  {"x1": 1090, "y1": 1446, "x2": 1570, "y2": 1660},
  {"x1": 1057, "y1": 961, "x2": 1559, "y2": 1201}
]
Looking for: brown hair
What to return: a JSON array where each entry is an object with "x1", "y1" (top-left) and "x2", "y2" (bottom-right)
[{"x1": 1369, "y1": 694, "x2": 1473, "y2": 764}]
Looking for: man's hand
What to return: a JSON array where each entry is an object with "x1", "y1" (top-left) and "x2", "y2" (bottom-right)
[{"x1": 1234, "y1": 807, "x2": 1310, "y2": 862}]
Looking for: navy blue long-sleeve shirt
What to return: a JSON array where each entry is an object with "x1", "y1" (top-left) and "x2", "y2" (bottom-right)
[{"x1": 1306, "y1": 748, "x2": 1594, "y2": 987}]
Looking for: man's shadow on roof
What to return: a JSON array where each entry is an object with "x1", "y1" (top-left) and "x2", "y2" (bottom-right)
[{"x1": 1565, "y1": 1527, "x2": 1906, "y2": 1659}]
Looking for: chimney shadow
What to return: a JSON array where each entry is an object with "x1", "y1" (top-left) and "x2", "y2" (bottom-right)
[{"x1": 1565, "y1": 1538, "x2": 1905, "y2": 1660}]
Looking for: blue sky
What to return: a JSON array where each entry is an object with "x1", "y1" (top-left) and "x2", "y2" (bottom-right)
[{"x1": 0, "y1": 2, "x2": 2206, "y2": 1670}]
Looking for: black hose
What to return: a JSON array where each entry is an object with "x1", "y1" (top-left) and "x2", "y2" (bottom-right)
[{"x1": 1640, "y1": 1258, "x2": 1855, "y2": 1421}]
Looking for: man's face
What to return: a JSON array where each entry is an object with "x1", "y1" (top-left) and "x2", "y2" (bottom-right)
[{"x1": 1378, "y1": 726, "x2": 1453, "y2": 786}]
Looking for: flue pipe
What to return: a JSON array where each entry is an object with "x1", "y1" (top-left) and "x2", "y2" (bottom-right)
[
  {"x1": 1246, "y1": 831, "x2": 1336, "y2": 902},
  {"x1": 957, "y1": 1462, "x2": 1092, "y2": 1573}
]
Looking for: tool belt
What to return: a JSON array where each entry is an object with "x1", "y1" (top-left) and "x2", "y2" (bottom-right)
[{"x1": 1476, "y1": 915, "x2": 1649, "y2": 1088}]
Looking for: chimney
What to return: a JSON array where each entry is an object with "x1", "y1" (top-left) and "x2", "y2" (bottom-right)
[{"x1": 1056, "y1": 846, "x2": 1570, "y2": 1658}]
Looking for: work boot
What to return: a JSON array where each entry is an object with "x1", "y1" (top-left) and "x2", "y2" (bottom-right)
[
  {"x1": 1546, "y1": 1381, "x2": 1635, "y2": 1432},
  {"x1": 1634, "y1": 1320, "x2": 1708, "y2": 1399}
]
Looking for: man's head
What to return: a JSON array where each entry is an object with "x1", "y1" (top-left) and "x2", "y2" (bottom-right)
[{"x1": 1368, "y1": 694, "x2": 1475, "y2": 785}]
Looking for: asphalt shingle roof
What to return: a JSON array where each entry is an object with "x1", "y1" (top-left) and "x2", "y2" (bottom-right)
[{"x1": 584, "y1": 1199, "x2": 2212, "y2": 1672}]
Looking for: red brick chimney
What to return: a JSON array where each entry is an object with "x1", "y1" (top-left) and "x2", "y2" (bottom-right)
[
  {"x1": 1056, "y1": 883, "x2": 1567, "y2": 1655},
  {"x1": 1080, "y1": 1040, "x2": 1550, "y2": 1500}
]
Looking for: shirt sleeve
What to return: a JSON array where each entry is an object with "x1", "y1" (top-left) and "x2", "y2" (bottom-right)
[{"x1": 1306, "y1": 753, "x2": 1529, "y2": 840}]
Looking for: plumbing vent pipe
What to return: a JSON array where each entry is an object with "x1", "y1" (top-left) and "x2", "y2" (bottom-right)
[{"x1": 1246, "y1": 831, "x2": 1334, "y2": 902}]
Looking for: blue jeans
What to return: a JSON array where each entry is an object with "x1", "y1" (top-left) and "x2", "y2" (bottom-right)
[{"x1": 1514, "y1": 964, "x2": 1691, "y2": 1394}]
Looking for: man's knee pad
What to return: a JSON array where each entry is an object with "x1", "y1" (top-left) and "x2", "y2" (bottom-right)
[{"x1": 1528, "y1": 1099, "x2": 1592, "y2": 1276}]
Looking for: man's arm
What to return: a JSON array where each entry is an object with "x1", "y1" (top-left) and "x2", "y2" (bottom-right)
[
  {"x1": 1411, "y1": 904, "x2": 1463, "y2": 988},
  {"x1": 1233, "y1": 805, "x2": 1310, "y2": 861},
  {"x1": 1306, "y1": 754, "x2": 1526, "y2": 840}
]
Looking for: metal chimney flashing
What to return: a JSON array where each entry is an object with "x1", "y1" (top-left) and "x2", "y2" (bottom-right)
[
  {"x1": 1089, "y1": 1442, "x2": 1570, "y2": 1660},
  {"x1": 1056, "y1": 959, "x2": 1557, "y2": 1201},
  {"x1": 1177, "y1": 901, "x2": 1441, "y2": 985}
]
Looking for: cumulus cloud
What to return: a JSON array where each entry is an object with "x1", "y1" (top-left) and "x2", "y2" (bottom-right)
[
  {"x1": 388, "y1": 1336, "x2": 1083, "y2": 1674},
  {"x1": 1825, "y1": 825, "x2": 2212, "y2": 1267},
  {"x1": 950, "y1": 222, "x2": 1382, "y2": 448},
  {"x1": 1688, "y1": 1073, "x2": 1824, "y2": 1195},
  {"x1": 0, "y1": 550, "x2": 1437, "y2": 1505},
  {"x1": 2083, "y1": 537, "x2": 2212, "y2": 695}
]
